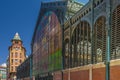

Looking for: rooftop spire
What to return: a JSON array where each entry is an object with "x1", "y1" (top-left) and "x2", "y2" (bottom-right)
[{"x1": 12, "y1": 32, "x2": 21, "y2": 41}]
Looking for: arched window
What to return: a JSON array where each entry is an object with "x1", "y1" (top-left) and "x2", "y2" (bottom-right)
[
  {"x1": 111, "y1": 5, "x2": 120, "y2": 59},
  {"x1": 94, "y1": 16, "x2": 106, "y2": 63},
  {"x1": 70, "y1": 21, "x2": 91, "y2": 67}
]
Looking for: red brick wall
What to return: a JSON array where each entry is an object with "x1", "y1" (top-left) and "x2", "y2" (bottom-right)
[
  {"x1": 92, "y1": 67, "x2": 105, "y2": 80},
  {"x1": 63, "y1": 72, "x2": 68, "y2": 80},
  {"x1": 71, "y1": 70, "x2": 89, "y2": 80},
  {"x1": 110, "y1": 65, "x2": 120, "y2": 80},
  {"x1": 92, "y1": 65, "x2": 120, "y2": 80},
  {"x1": 63, "y1": 62, "x2": 120, "y2": 80},
  {"x1": 63, "y1": 70, "x2": 89, "y2": 80},
  {"x1": 53, "y1": 71, "x2": 62, "y2": 80}
]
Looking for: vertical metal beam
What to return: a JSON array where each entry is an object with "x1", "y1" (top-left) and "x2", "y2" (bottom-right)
[
  {"x1": 76, "y1": 26, "x2": 79, "y2": 66},
  {"x1": 87, "y1": 23, "x2": 89, "y2": 64},
  {"x1": 83, "y1": 22, "x2": 85, "y2": 65},
  {"x1": 95, "y1": 22, "x2": 98, "y2": 63},
  {"x1": 106, "y1": 0, "x2": 111, "y2": 80},
  {"x1": 79, "y1": 23, "x2": 82, "y2": 66},
  {"x1": 90, "y1": 0, "x2": 94, "y2": 80},
  {"x1": 69, "y1": 19, "x2": 72, "y2": 68},
  {"x1": 62, "y1": 23, "x2": 65, "y2": 70},
  {"x1": 91, "y1": 0, "x2": 94, "y2": 64},
  {"x1": 73, "y1": 28, "x2": 75, "y2": 67},
  {"x1": 68, "y1": 19, "x2": 72, "y2": 80}
]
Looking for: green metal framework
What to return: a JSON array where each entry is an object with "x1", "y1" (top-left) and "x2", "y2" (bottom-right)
[{"x1": 63, "y1": 2, "x2": 120, "y2": 80}]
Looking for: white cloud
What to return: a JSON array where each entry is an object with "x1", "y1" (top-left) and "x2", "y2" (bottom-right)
[
  {"x1": 1, "y1": 63, "x2": 6, "y2": 67},
  {"x1": 26, "y1": 55, "x2": 28, "y2": 58}
]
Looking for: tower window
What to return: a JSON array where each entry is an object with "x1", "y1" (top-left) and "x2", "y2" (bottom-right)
[
  {"x1": 11, "y1": 53, "x2": 13, "y2": 58},
  {"x1": 11, "y1": 59, "x2": 13, "y2": 65},
  {"x1": 15, "y1": 59, "x2": 18, "y2": 62},
  {"x1": 15, "y1": 41, "x2": 18, "y2": 44},
  {"x1": 11, "y1": 66, "x2": 13, "y2": 71},
  {"x1": 20, "y1": 60, "x2": 22, "y2": 63},
  {"x1": 15, "y1": 52, "x2": 18, "y2": 58},
  {"x1": 15, "y1": 47, "x2": 19, "y2": 50}
]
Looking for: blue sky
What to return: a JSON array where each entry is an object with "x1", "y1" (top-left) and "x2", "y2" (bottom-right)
[{"x1": 0, "y1": 0, "x2": 88, "y2": 65}]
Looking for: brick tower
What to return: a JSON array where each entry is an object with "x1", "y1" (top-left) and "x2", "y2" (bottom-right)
[{"x1": 7, "y1": 32, "x2": 26, "y2": 80}]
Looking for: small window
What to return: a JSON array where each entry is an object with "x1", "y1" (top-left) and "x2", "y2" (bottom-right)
[
  {"x1": 11, "y1": 53, "x2": 13, "y2": 58},
  {"x1": 15, "y1": 47, "x2": 20, "y2": 50},
  {"x1": 11, "y1": 59, "x2": 13, "y2": 65},
  {"x1": 20, "y1": 60, "x2": 22, "y2": 63},
  {"x1": 11, "y1": 66, "x2": 13, "y2": 71},
  {"x1": 15, "y1": 52, "x2": 18, "y2": 58},
  {"x1": 15, "y1": 59, "x2": 18, "y2": 62},
  {"x1": 15, "y1": 41, "x2": 18, "y2": 44}
]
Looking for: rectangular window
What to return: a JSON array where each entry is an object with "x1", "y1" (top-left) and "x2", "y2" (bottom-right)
[
  {"x1": 20, "y1": 60, "x2": 22, "y2": 63},
  {"x1": 14, "y1": 59, "x2": 18, "y2": 65},
  {"x1": 15, "y1": 41, "x2": 18, "y2": 44},
  {"x1": 11, "y1": 59, "x2": 13, "y2": 65},
  {"x1": 11, "y1": 66, "x2": 13, "y2": 71},
  {"x1": 15, "y1": 59, "x2": 18, "y2": 62},
  {"x1": 11, "y1": 53, "x2": 13, "y2": 58},
  {"x1": 15, "y1": 52, "x2": 18, "y2": 58}
]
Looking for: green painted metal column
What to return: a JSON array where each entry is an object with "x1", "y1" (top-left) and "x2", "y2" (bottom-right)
[
  {"x1": 62, "y1": 23, "x2": 65, "y2": 80},
  {"x1": 106, "y1": 0, "x2": 112, "y2": 80},
  {"x1": 91, "y1": 0, "x2": 95, "y2": 64}
]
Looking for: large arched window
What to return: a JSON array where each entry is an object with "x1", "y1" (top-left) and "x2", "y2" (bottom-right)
[
  {"x1": 94, "y1": 16, "x2": 106, "y2": 63},
  {"x1": 70, "y1": 21, "x2": 91, "y2": 67},
  {"x1": 111, "y1": 5, "x2": 120, "y2": 59},
  {"x1": 33, "y1": 11, "x2": 62, "y2": 75}
]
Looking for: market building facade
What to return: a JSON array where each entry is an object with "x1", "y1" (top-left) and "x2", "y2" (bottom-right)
[
  {"x1": 31, "y1": 0, "x2": 83, "y2": 80},
  {"x1": 31, "y1": 0, "x2": 120, "y2": 80},
  {"x1": 16, "y1": 54, "x2": 33, "y2": 80}
]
